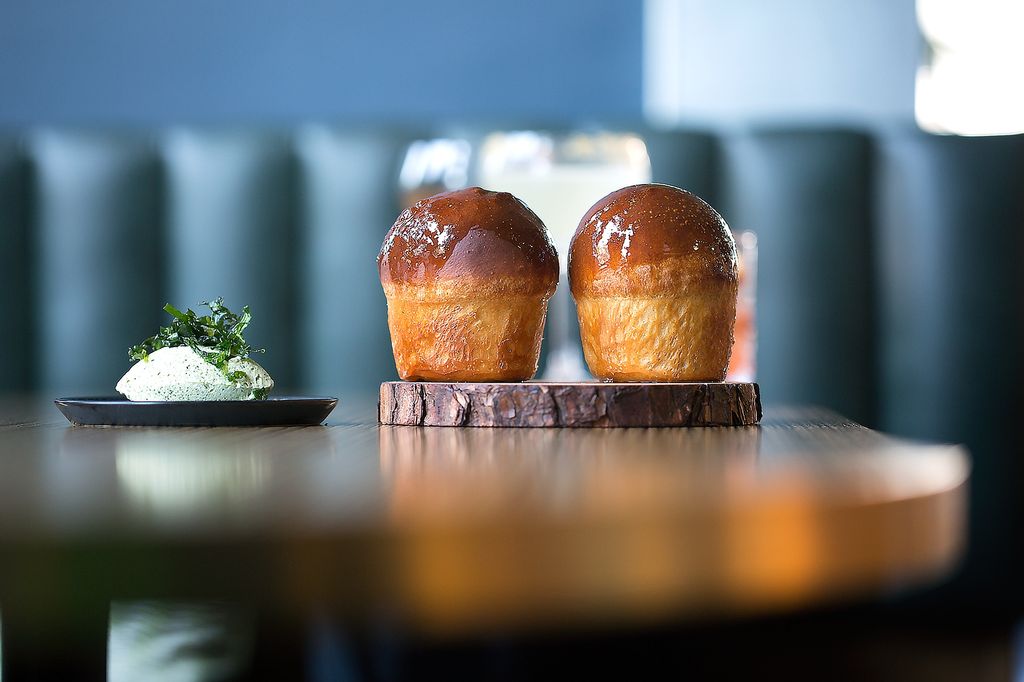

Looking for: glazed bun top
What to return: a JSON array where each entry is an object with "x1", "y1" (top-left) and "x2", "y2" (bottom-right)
[
  {"x1": 569, "y1": 183, "x2": 737, "y2": 297},
  {"x1": 379, "y1": 187, "x2": 559, "y2": 297}
]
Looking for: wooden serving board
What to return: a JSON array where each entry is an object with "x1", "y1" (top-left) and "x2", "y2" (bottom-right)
[{"x1": 379, "y1": 381, "x2": 761, "y2": 428}]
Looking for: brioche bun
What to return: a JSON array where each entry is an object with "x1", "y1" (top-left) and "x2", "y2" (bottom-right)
[
  {"x1": 569, "y1": 183, "x2": 738, "y2": 382},
  {"x1": 379, "y1": 187, "x2": 558, "y2": 381}
]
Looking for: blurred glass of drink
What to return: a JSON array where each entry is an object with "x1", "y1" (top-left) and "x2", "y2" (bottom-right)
[
  {"x1": 477, "y1": 131, "x2": 651, "y2": 381},
  {"x1": 398, "y1": 138, "x2": 473, "y2": 208},
  {"x1": 727, "y1": 230, "x2": 757, "y2": 383}
]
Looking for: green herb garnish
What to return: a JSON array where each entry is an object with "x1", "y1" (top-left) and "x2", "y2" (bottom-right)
[{"x1": 128, "y1": 298, "x2": 266, "y2": 385}]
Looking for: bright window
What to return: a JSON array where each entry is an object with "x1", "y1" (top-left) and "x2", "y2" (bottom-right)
[{"x1": 916, "y1": 0, "x2": 1024, "y2": 135}]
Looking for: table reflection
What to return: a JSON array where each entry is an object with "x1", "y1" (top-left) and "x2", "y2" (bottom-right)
[
  {"x1": 378, "y1": 425, "x2": 764, "y2": 521},
  {"x1": 376, "y1": 423, "x2": 965, "y2": 626},
  {"x1": 58, "y1": 426, "x2": 338, "y2": 525},
  {"x1": 114, "y1": 431, "x2": 272, "y2": 516}
]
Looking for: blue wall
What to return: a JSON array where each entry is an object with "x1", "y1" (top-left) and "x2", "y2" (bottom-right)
[
  {"x1": 0, "y1": 1, "x2": 642, "y2": 126},
  {"x1": 644, "y1": 0, "x2": 920, "y2": 125}
]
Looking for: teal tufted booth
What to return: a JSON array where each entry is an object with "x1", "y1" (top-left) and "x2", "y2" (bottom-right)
[
  {"x1": 5, "y1": 124, "x2": 1022, "y2": 605},
  {"x1": 1, "y1": 126, "x2": 1022, "y2": 430},
  {"x1": 0, "y1": 127, "x2": 423, "y2": 397},
  {"x1": 0, "y1": 126, "x2": 1020, "y2": 429}
]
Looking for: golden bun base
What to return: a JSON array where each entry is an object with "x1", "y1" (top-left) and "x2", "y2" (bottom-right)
[
  {"x1": 576, "y1": 285, "x2": 737, "y2": 382},
  {"x1": 384, "y1": 293, "x2": 548, "y2": 382}
]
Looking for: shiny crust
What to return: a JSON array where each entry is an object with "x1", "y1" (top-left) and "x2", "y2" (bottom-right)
[
  {"x1": 569, "y1": 184, "x2": 737, "y2": 297},
  {"x1": 379, "y1": 187, "x2": 557, "y2": 382},
  {"x1": 569, "y1": 184, "x2": 738, "y2": 382},
  {"x1": 379, "y1": 187, "x2": 559, "y2": 298},
  {"x1": 383, "y1": 281, "x2": 548, "y2": 381}
]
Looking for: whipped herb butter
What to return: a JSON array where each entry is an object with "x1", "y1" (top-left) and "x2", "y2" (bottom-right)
[
  {"x1": 117, "y1": 346, "x2": 273, "y2": 401},
  {"x1": 117, "y1": 298, "x2": 274, "y2": 401}
]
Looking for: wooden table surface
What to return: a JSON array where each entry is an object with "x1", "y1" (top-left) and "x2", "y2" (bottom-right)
[{"x1": 0, "y1": 396, "x2": 968, "y2": 637}]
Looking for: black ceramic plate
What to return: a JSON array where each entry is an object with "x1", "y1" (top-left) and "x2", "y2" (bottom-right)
[{"x1": 54, "y1": 396, "x2": 338, "y2": 427}]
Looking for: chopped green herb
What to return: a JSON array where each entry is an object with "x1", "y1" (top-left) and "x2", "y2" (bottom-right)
[{"x1": 128, "y1": 298, "x2": 266, "y2": 391}]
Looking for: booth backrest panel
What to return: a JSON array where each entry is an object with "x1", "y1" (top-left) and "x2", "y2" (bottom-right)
[
  {"x1": 718, "y1": 130, "x2": 876, "y2": 425},
  {"x1": 0, "y1": 140, "x2": 31, "y2": 390},
  {"x1": 31, "y1": 133, "x2": 163, "y2": 392}
]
